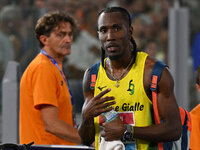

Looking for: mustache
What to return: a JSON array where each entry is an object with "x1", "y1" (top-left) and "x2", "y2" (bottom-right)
[{"x1": 62, "y1": 44, "x2": 71, "y2": 48}]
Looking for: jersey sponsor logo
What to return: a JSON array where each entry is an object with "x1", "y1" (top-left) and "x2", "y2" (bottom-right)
[
  {"x1": 98, "y1": 86, "x2": 107, "y2": 91},
  {"x1": 127, "y1": 80, "x2": 135, "y2": 95},
  {"x1": 114, "y1": 102, "x2": 144, "y2": 112}
]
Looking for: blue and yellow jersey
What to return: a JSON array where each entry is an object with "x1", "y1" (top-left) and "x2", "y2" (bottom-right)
[{"x1": 94, "y1": 52, "x2": 157, "y2": 150}]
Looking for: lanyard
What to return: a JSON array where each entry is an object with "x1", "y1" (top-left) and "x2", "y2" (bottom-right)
[{"x1": 40, "y1": 49, "x2": 74, "y2": 105}]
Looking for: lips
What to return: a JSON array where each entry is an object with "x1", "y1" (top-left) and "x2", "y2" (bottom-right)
[{"x1": 106, "y1": 44, "x2": 119, "y2": 51}]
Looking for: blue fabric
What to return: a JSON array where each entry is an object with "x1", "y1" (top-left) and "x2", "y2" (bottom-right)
[
  {"x1": 150, "y1": 61, "x2": 167, "y2": 92},
  {"x1": 181, "y1": 110, "x2": 189, "y2": 150},
  {"x1": 192, "y1": 32, "x2": 200, "y2": 72},
  {"x1": 125, "y1": 143, "x2": 136, "y2": 150},
  {"x1": 151, "y1": 61, "x2": 167, "y2": 82}
]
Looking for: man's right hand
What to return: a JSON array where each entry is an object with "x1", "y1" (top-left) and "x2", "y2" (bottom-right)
[{"x1": 81, "y1": 88, "x2": 116, "y2": 122}]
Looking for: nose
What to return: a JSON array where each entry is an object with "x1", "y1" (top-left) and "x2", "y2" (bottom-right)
[
  {"x1": 106, "y1": 29, "x2": 115, "y2": 41},
  {"x1": 64, "y1": 34, "x2": 73, "y2": 43}
]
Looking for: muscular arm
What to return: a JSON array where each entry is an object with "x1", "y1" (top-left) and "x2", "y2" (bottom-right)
[
  {"x1": 78, "y1": 69, "x2": 95, "y2": 146},
  {"x1": 133, "y1": 58, "x2": 182, "y2": 142},
  {"x1": 78, "y1": 68, "x2": 116, "y2": 146},
  {"x1": 40, "y1": 105, "x2": 81, "y2": 144}
]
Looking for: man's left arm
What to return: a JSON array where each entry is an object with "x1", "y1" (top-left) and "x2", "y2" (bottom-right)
[
  {"x1": 40, "y1": 105, "x2": 81, "y2": 144},
  {"x1": 102, "y1": 65, "x2": 182, "y2": 142},
  {"x1": 132, "y1": 66, "x2": 182, "y2": 142}
]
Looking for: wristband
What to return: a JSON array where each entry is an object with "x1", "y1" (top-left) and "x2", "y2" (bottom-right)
[{"x1": 100, "y1": 110, "x2": 118, "y2": 123}]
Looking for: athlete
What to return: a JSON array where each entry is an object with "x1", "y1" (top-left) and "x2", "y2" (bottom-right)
[{"x1": 78, "y1": 7, "x2": 182, "y2": 149}]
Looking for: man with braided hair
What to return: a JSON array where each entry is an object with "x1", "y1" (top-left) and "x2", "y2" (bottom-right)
[{"x1": 78, "y1": 7, "x2": 181, "y2": 149}]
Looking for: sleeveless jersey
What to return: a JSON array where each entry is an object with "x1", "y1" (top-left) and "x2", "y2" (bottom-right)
[{"x1": 94, "y1": 52, "x2": 157, "y2": 150}]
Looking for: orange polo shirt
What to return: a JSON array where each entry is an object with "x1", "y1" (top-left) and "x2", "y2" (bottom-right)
[
  {"x1": 190, "y1": 104, "x2": 200, "y2": 150},
  {"x1": 19, "y1": 53, "x2": 75, "y2": 145}
]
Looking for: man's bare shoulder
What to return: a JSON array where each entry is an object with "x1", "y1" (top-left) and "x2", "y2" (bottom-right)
[
  {"x1": 83, "y1": 68, "x2": 92, "y2": 93},
  {"x1": 144, "y1": 56, "x2": 157, "y2": 81},
  {"x1": 145, "y1": 56, "x2": 157, "y2": 70}
]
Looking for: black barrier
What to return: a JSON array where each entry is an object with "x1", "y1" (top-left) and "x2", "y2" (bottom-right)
[{"x1": 0, "y1": 144, "x2": 95, "y2": 150}]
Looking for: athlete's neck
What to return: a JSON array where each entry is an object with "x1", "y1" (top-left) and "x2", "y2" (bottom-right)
[{"x1": 108, "y1": 52, "x2": 134, "y2": 70}]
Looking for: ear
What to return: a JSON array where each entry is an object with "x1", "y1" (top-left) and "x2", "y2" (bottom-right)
[
  {"x1": 196, "y1": 83, "x2": 200, "y2": 92},
  {"x1": 40, "y1": 35, "x2": 48, "y2": 46}
]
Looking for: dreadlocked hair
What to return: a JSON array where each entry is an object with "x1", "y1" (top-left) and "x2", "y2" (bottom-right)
[
  {"x1": 101, "y1": 47, "x2": 106, "y2": 67},
  {"x1": 99, "y1": 7, "x2": 138, "y2": 67},
  {"x1": 130, "y1": 37, "x2": 137, "y2": 64}
]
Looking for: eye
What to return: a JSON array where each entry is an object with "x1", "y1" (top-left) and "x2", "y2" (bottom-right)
[
  {"x1": 98, "y1": 27, "x2": 107, "y2": 34},
  {"x1": 57, "y1": 32, "x2": 66, "y2": 38},
  {"x1": 68, "y1": 32, "x2": 73, "y2": 37},
  {"x1": 113, "y1": 25, "x2": 121, "y2": 32}
]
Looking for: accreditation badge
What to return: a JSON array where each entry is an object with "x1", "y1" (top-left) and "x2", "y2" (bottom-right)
[{"x1": 118, "y1": 111, "x2": 137, "y2": 150}]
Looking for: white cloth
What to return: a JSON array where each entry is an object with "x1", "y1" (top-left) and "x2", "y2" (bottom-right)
[{"x1": 99, "y1": 137, "x2": 125, "y2": 150}]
